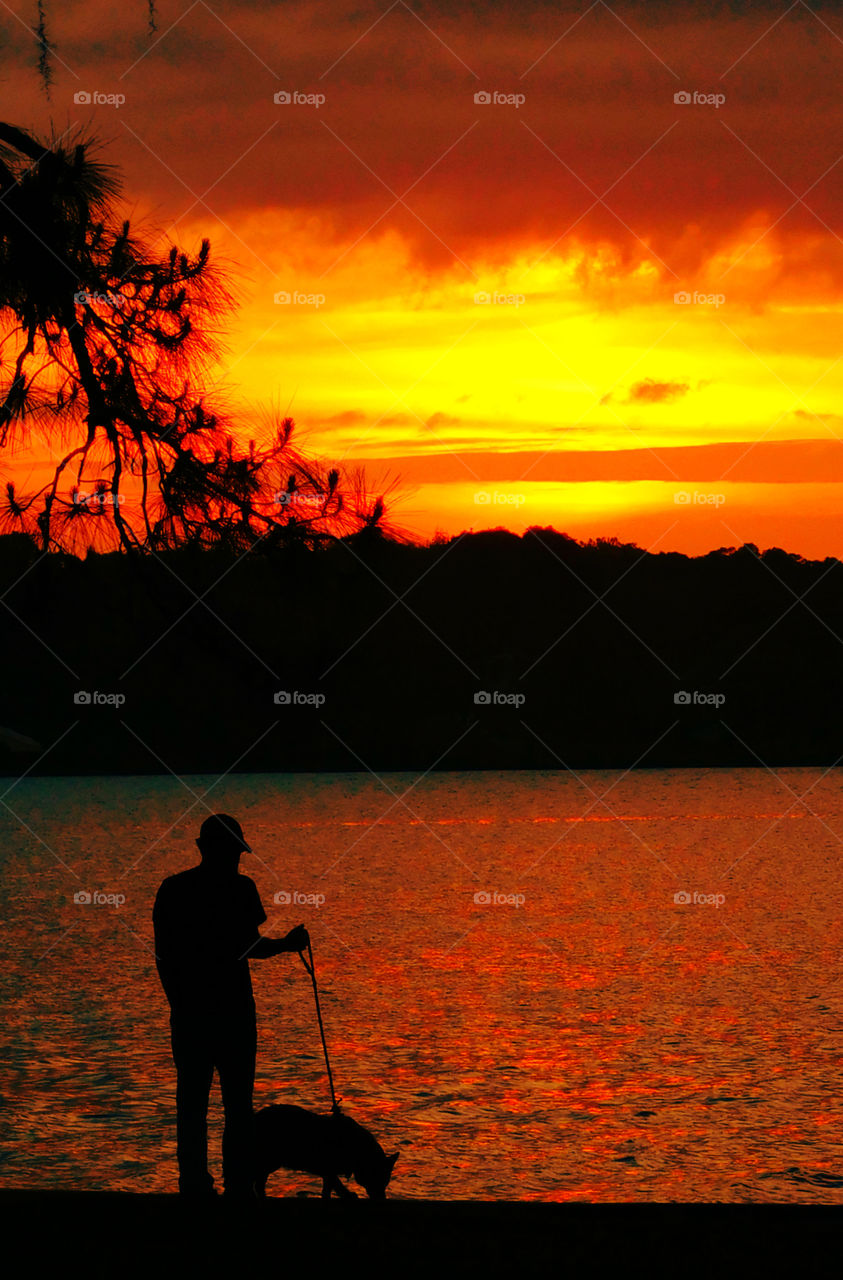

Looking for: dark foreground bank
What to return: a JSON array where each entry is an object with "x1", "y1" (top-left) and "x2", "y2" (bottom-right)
[{"x1": 0, "y1": 1192, "x2": 839, "y2": 1278}]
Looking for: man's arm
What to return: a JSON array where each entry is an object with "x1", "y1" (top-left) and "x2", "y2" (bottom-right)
[
  {"x1": 248, "y1": 923, "x2": 310, "y2": 959},
  {"x1": 152, "y1": 885, "x2": 180, "y2": 1006}
]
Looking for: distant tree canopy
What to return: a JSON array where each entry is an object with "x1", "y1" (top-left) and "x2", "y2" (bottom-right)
[
  {"x1": 0, "y1": 121, "x2": 396, "y2": 555},
  {"x1": 1, "y1": 526, "x2": 841, "y2": 774}
]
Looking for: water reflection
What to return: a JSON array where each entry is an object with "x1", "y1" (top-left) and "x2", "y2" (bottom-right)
[{"x1": 0, "y1": 768, "x2": 841, "y2": 1200}]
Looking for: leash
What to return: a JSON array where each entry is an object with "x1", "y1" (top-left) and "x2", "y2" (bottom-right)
[{"x1": 297, "y1": 938, "x2": 340, "y2": 1114}]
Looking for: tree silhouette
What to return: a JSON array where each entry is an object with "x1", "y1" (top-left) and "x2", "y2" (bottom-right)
[{"x1": 0, "y1": 122, "x2": 396, "y2": 555}]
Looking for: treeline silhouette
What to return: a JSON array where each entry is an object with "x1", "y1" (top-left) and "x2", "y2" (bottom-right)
[{"x1": 1, "y1": 526, "x2": 842, "y2": 774}]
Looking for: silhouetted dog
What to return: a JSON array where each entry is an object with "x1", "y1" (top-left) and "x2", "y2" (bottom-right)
[{"x1": 252, "y1": 1104, "x2": 399, "y2": 1199}]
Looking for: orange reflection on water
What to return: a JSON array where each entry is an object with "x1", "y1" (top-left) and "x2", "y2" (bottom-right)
[{"x1": 2, "y1": 768, "x2": 843, "y2": 1201}]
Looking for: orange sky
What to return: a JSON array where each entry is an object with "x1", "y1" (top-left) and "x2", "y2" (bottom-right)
[{"x1": 4, "y1": 0, "x2": 843, "y2": 556}]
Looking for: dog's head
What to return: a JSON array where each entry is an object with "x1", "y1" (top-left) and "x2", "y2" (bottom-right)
[{"x1": 354, "y1": 1150, "x2": 399, "y2": 1200}]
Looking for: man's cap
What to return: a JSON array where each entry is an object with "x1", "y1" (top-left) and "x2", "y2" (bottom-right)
[{"x1": 198, "y1": 813, "x2": 252, "y2": 853}]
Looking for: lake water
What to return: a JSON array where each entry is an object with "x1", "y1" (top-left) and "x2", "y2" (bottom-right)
[{"x1": 1, "y1": 768, "x2": 842, "y2": 1201}]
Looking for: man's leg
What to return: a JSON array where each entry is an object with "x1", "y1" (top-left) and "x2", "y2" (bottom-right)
[
  {"x1": 171, "y1": 1017, "x2": 216, "y2": 1195},
  {"x1": 217, "y1": 1015, "x2": 257, "y2": 1197}
]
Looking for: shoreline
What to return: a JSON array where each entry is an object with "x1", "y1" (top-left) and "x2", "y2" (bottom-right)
[{"x1": 1, "y1": 1191, "x2": 839, "y2": 1277}]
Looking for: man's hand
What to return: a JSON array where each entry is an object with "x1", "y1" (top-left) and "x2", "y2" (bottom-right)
[{"x1": 284, "y1": 923, "x2": 310, "y2": 953}]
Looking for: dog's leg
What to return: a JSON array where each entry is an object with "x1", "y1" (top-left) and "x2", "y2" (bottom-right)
[{"x1": 330, "y1": 1175, "x2": 358, "y2": 1200}]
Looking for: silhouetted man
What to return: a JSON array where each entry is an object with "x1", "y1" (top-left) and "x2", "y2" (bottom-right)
[{"x1": 153, "y1": 813, "x2": 308, "y2": 1197}]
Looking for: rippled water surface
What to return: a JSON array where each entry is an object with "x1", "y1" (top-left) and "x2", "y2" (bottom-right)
[{"x1": 2, "y1": 768, "x2": 843, "y2": 1200}]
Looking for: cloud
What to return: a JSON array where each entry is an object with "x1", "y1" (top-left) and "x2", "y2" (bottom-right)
[
  {"x1": 357, "y1": 437, "x2": 843, "y2": 484},
  {"x1": 626, "y1": 379, "x2": 690, "y2": 404},
  {"x1": 9, "y1": 1, "x2": 843, "y2": 297},
  {"x1": 793, "y1": 409, "x2": 843, "y2": 428},
  {"x1": 600, "y1": 378, "x2": 691, "y2": 406},
  {"x1": 425, "y1": 411, "x2": 463, "y2": 428}
]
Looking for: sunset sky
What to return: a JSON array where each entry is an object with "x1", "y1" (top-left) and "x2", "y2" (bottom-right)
[{"x1": 4, "y1": 0, "x2": 843, "y2": 555}]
